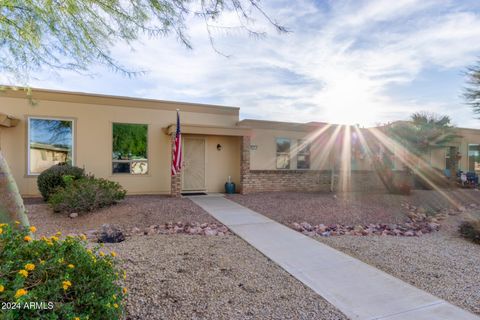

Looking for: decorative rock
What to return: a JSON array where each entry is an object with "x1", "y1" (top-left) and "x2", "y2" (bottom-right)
[
  {"x1": 354, "y1": 225, "x2": 364, "y2": 232},
  {"x1": 146, "y1": 227, "x2": 157, "y2": 236},
  {"x1": 300, "y1": 222, "x2": 313, "y2": 231},
  {"x1": 69, "y1": 212, "x2": 78, "y2": 219},
  {"x1": 85, "y1": 229, "x2": 98, "y2": 239},
  {"x1": 98, "y1": 224, "x2": 125, "y2": 243},
  {"x1": 131, "y1": 227, "x2": 141, "y2": 235},
  {"x1": 173, "y1": 226, "x2": 183, "y2": 234},
  {"x1": 218, "y1": 226, "x2": 229, "y2": 233},
  {"x1": 188, "y1": 227, "x2": 202, "y2": 235},
  {"x1": 292, "y1": 222, "x2": 303, "y2": 232},
  {"x1": 316, "y1": 224, "x2": 327, "y2": 233},
  {"x1": 204, "y1": 228, "x2": 218, "y2": 236},
  {"x1": 427, "y1": 222, "x2": 440, "y2": 231}
]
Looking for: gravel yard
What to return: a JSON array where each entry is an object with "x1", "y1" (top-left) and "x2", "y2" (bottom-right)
[
  {"x1": 317, "y1": 213, "x2": 480, "y2": 315},
  {"x1": 228, "y1": 189, "x2": 480, "y2": 226},
  {"x1": 105, "y1": 235, "x2": 348, "y2": 320},
  {"x1": 24, "y1": 190, "x2": 480, "y2": 318},
  {"x1": 25, "y1": 195, "x2": 217, "y2": 237}
]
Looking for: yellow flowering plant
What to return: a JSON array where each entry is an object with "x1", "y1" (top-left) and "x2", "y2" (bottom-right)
[{"x1": 0, "y1": 223, "x2": 126, "y2": 319}]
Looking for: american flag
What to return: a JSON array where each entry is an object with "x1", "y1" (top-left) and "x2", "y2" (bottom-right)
[{"x1": 171, "y1": 110, "x2": 182, "y2": 176}]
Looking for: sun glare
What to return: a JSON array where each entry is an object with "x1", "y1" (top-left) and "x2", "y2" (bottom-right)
[{"x1": 272, "y1": 121, "x2": 466, "y2": 210}]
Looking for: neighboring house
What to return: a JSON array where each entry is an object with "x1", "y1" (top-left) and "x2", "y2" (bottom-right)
[
  {"x1": 29, "y1": 142, "x2": 70, "y2": 174},
  {"x1": 1, "y1": 88, "x2": 480, "y2": 197}
]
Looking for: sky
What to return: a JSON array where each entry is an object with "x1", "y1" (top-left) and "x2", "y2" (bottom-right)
[{"x1": 13, "y1": 0, "x2": 480, "y2": 128}]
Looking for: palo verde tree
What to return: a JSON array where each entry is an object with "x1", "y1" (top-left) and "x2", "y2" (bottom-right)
[{"x1": 0, "y1": 0, "x2": 286, "y2": 226}]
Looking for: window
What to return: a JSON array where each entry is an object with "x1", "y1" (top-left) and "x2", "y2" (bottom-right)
[
  {"x1": 28, "y1": 117, "x2": 74, "y2": 175},
  {"x1": 276, "y1": 138, "x2": 290, "y2": 169},
  {"x1": 468, "y1": 144, "x2": 480, "y2": 172},
  {"x1": 297, "y1": 139, "x2": 310, "y2": 169},
  {"x1": 112, "y1": 123, "x2": 148, "y2": 174}
]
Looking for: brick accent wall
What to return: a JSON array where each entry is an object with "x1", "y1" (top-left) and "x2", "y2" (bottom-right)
[
  {"x1": 240, "y1": 169, "x2": 412, "y2": 194},
  {"x1": 170, "y1": 133, "x2": 182, "y2": 197},
  {"x1": 242, "y1": 170, "x2": 333, "y2": 193},
  {"x1": 239, "y1": 135, "x2": 251, "y2": 194}
]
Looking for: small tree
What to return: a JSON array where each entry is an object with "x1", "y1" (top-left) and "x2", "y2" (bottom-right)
[
  {"x1": 389, "y1": 112, "x2": 459, "y2": 155},
  {"x1": 387, "y1": 112, "x2": 461, "y2": 187},
  {"x1": 464, "y1": 62, "x2": 480, "y2": 114}
]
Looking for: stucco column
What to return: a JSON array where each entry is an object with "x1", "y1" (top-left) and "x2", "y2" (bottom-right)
[
  {"x1": 240, "y1": 135, "x2": 251, "y2": 194},
  {"x1": 170, "y1": 133, "x2": 182, "y2": 197}
]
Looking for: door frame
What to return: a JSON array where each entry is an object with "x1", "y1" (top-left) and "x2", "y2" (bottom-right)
[{"x1": 181, "y1": 136, "x2": 207, "y2": 192}]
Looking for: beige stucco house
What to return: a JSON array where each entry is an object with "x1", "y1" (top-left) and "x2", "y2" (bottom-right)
[{"x1": 1, "y1": 87, "x2": 480, "y2": 197}]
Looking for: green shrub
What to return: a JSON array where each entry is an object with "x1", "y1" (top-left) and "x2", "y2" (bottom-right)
[
  {"x1": 49, "y1": 177, "x2": 126, "y2": 213},
  {"x1": 37, "y1": 164, "x2": 85, "y2": 201},
  {"x1": 459, "y1": 219, "x2": 480, "y2": 244},
  {"x1": 0, "y1": 223, "x2": 127, "y2": 320}
]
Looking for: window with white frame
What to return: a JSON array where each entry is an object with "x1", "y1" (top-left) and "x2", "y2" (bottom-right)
[
  {"x1": 297, "y1": 139, "x2": 311, "y2": 169},
  {"x1": 28, "y1": 117, "x2": 74, "y2": 175},
  {"x1": 276, "y1": 138, "x2": 290, "y2": 169},
  {"x1": 112, "y1": 123, "x2": 148, "y2": 174}
]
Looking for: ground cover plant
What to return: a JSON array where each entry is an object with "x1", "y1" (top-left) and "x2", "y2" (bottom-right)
[
  {"x1": 0, "y1": 223, "x2": 127, "y2": 320},
  {"x1": 459, "y1": 218, "x2": 480, "y2": 244}
]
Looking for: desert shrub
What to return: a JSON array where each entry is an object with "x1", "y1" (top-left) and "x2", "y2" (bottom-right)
[
  {"x1": 49, "y1": 176, "x2": 126, "y2": 213},
  {"x1": 391, "y1": 182, "x2": 411, "y2": 195},
  {"x1": 459, "y1": 219, "x2": 480, "y2": 244},
  {"x1": 37, "y1": 164, "x2": 85, "y2": 201},
  {"x1": 0, "y1": 223, "x2": 127, "y2": 320}
]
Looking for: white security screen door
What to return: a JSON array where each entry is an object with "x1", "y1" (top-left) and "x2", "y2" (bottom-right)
[{"x1": 182, "y1": 137, "x2": 206, "y2": 191}]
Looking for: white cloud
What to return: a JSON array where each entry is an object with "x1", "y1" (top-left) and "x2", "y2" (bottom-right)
[{"x1": 20, "y1": 0, "x2": 480, "y2": 128}]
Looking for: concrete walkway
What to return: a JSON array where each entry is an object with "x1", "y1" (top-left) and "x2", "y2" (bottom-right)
[{"x1": 190, "y1": 195, "x2": 479, "y2": 320}]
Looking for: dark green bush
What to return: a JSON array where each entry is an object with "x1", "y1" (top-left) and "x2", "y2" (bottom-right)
[
  {"x1": 37, "y1": 164, "x2": 85, "y2": 201},
  {"x1": 459, "y1": 219, "x2": 480, "y2": 244},
  {"x1": 49, "y1": 177, "x2": 126, "y2": 213},
  {"x1": 0, "y1": 223, "x2": 127, "y2": 320}
]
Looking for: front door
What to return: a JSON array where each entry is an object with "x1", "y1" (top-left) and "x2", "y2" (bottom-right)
[{"x1": 182, "y1": 137, "x2": 206, "y2": 191}]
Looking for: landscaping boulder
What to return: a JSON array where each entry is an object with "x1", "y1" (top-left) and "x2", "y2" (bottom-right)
[{"x1": 98, "y1": 224, "x2": 125, "y2": 243}]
